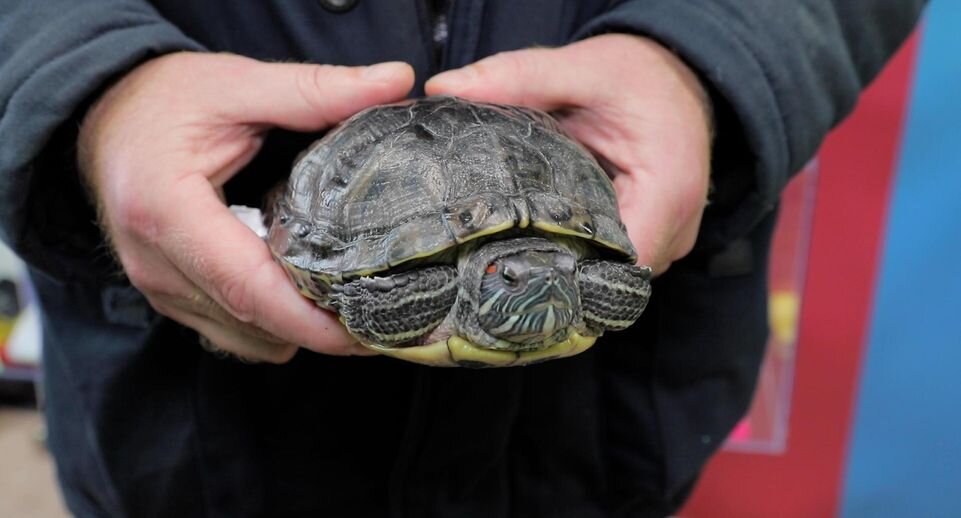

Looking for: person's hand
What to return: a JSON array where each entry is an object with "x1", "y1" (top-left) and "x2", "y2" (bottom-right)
[
  {"x1": 426, "y1": 34, "x2": 712, "y2": 275},
  {"x1": 78, "y1": 52, "x2": 414, "y2": 363}
]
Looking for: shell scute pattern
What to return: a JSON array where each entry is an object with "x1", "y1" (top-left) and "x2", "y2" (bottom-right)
[{"x1": 270, "y1": 96, "x2": 636, "y2": 285}]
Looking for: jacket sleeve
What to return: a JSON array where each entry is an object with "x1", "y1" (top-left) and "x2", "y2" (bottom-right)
[
  {"x1": 576, "y1": 0, "x2": 927, "y2": 250},
  {"x1": 0, "y1": 1, "x2": 203, "y2": 280}
]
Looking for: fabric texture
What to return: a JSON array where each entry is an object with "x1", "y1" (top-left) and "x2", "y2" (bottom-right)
[{"x1": 0, "y1": 1, "x2": 925, "y2": 516}]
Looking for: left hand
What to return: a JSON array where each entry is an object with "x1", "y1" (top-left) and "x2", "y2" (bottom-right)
[{"x1": 426, "y1": 34, "x2": 712, "y2": 275}]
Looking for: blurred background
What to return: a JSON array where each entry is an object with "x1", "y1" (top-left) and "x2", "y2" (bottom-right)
[
  {"x1": 0, "y1": 242, "x2": 67, "y2": 517},
  {"x1": 1, "y1": 4, "x2": 957, "y2": 518},
  {"x1": 683, "y1": 3, "x2": 961, "y2": 516}
]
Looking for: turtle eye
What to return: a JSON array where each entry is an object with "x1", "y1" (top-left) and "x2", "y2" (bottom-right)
[{"x1": 501, "y1": 267, "x2": 518, "y2": 285}]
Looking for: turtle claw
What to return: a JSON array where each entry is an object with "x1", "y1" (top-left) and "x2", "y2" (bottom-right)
[
  {"x1": 638, "y1": 265, "x2": 653, "y2": 281},
  {"x1": 366, "y1": 332, "x2": 597, "y2": 368}
]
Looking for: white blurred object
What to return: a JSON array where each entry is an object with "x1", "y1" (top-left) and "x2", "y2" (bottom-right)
[
  {"x1": 7, "y1": 304, "x2": 40, "y2": 366},
  {"x1": 0, "y1": 240, "x2": 23, "y2": 279},
  {"x1": 230, "y1": 205, "x2": 267, "y2": 238},
  {"x1": 1, "y1": 241, "x2": 42, "y2": 372}
]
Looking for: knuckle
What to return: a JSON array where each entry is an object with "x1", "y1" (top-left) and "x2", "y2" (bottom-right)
[
  {"x1": 215, "y1": 260, "x2": 286, "y2": 328},
  {"x1": 218, "y1": 273, "x2": 257, "y2": 323},
  {"x1": 295, "y1": 65, "x2": 338, "y2": 121},
  {"x1": 220, "y1": 280, "x2": 255, "y2": 322},
  {"x1": 479, "y1": 50, "x2": 526, "y2": 80},
  {"x1": 110, "y1": 191, "x2": 159, "y2": 243},
  {"x1": 475, "y1": 49, "x2": 550, "y2": 105}
]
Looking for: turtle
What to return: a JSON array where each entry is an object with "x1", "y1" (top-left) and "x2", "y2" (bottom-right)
[{"x1": 266, "y1": 96, "x2": 651, "y2": 367}]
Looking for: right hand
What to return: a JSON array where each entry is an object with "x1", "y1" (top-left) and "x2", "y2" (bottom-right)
[{"x1": 78, "y1": 52, "x2": 414, "y2": 363}]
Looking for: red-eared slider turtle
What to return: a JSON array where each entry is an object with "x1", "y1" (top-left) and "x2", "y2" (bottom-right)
[{"x1": 267, "y1": 96, "x2": 651, "y2": 367}]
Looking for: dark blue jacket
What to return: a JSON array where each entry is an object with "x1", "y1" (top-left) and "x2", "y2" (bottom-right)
[{"x1": 0, "y1": 1, "x2": 925, "y2": 516}]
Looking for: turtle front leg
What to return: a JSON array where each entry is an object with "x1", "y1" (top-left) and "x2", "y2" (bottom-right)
[
  {"x1": 577, "y1": 260, "x2": 652, "y2": 336},
  {"x1": 330, "y1": 265, "x2": 459, "y2": 347}
]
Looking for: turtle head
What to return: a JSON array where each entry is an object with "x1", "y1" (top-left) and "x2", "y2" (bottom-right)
[{"x1": 476, "y1": 248, "x2": 578, "y2": 346}]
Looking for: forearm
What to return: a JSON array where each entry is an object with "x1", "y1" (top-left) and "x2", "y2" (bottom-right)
[{"x1": 0, "y1": 1, "x2": 202, "y2": 280}]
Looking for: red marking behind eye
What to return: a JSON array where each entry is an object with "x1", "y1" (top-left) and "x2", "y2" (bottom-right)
[{"x1": 486, "y1": 264, "x2": 498, "y2": 274}]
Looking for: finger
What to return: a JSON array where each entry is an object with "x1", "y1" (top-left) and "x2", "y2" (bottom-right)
[
  {"x1": 613, "y1": 172, "x2": 708, "y2": 275},
  {"x1": 170, "y1": 305, "x2": 299, "y2": 364},
  {"x1": 425, "y1": 47, "x2": 598, "y2": 111},
  {"x1": 176, "y1": 280, "x2": 293, "y2": 344},
  {"x1": 116, "y1": 237, "x2": 302, "y2": 350},
  {"x1": 130, "y1": 247, "x2": 375, "y2": 360},
  {"x1": 120, "y1": 246, "x2": 295, "y2": 363},
  {"x1": 217, "y1": 58, "x2": 416, "y2": 130},
  {"x1": 154, "y1": 174, "x2": 359, "y2": 355},
  {"x1": 174, "y1": 288, "x2": 375, "y2": 357}
]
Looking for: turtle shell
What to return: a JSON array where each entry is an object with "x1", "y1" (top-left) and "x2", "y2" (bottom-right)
[{"x1": 268, "y1": 96, "x2": 636, "y2": 288}]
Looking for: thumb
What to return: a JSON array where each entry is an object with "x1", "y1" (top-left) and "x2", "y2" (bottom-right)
[
  {"x1": 425, "y1": 47, "x2": 596, "y2": 110},
  {"x1": 221, "y1": 58, "x2": 415, "y2": 130}
]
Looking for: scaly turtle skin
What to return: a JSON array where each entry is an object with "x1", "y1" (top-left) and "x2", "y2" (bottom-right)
[{"x1": 267, "y1": 96, "x2": 651, "y2": 367}]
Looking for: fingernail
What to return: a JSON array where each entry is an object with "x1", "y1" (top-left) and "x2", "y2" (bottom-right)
[{"x1": 362, "y1": 61, "x2": 408, "y2": 82}]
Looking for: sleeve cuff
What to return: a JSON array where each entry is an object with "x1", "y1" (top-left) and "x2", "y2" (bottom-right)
[{"x1": 0, "y1": 3, "x2": 204, "y2": 281}]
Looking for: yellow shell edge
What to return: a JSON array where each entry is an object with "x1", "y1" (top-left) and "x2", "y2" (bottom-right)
[
  {"x1": 531, "y1": 221, "x2": 629, "y2": 256},
  {"x1": 361, "y1": 332, "x2": 598, "y2": 368},
  {"x1": 455, "y1": 220, "x2": 517, "y2": 244},
  {"x1": 363, "y1": 340, "x2": 455, "y2": 367}
]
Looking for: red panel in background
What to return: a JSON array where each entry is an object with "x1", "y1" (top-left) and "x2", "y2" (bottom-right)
[{"x1": 681, "y1": 33, "x2": 920, "y2": 517}]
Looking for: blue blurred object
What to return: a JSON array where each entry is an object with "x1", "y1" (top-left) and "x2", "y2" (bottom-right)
[{"x1": 842, "y1": 3, "x2": 961, "y2": 516}]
